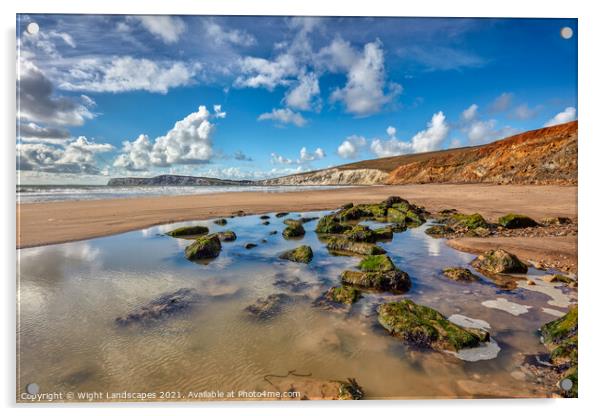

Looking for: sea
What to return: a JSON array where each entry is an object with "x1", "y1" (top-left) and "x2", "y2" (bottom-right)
[{"x1": 16, "y1": 184, "x2": 348, "y2": 204}]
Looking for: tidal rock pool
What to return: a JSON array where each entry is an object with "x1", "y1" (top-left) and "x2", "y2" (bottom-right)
[{"x1": 17, "y1": 210, "x2": 576, "y2": 401}]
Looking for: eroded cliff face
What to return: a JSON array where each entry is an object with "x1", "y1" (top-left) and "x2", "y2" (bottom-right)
[
  {"x1": 385, "y1": 121, "x2": 577, "y2": 185},
  {"x1": 258, "y1": 168, "x2": 389, "y2": 186}
]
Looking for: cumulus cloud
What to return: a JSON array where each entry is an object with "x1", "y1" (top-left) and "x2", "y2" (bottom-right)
[
  {"x1": 18, "y1": 59, "x2": 95, "y2": 126},
  {"x1": 330, "y1": 40, "x2": 402, "y2": 116},
  {"x1": 205, "y1": 20, "x2": 256, "y2": 47},
  {"x1": 258, "y1": 108, "x2": 307, "y2": 127},
  {"x1": 544, "y1": 107, "x2": 577, "y2": 127},
  {"x1": 465, "y1": 119, "x2": 516, "y2": 145},
  {"x1": 58, "y1": 56, "x2": 199, "y2": 94},
  {"x1": 337, "y1": 135, "x2": 367, "y2": 159},
  {"x1": 284, "y1": 72, "x2": 320, "y2": 111},
  {"x1": 489, "y1": 92, "x2": 513, "y2": 113},
  {"x1": 114, "y1": 105, "x2": 225, "y2": 171},
  {"x1": 386, "y1": 126, "x2": 396, "y2": 137},
  {"x1": 132, "y1": 16, "x2": 186, "y2": 44},
  {"x1": 370, "y1": 111, "x2": 450, "y2": 157},
  {"x1": 270, "y1": 152, "x2": 293, "y2": 165},
  {"x1": 511, "y1": 103, "x2": 541, "y2": 120},
  {"x1": 461, "y1": 104, "x2": 478, "y2": 122},
  {"x1": 235, "y1": 54, "x2": 298, "y2": 90},
  {"x1": 18, "y1": 136, "x2": 113, "y2": 174},
  {"x1": 271, "y1": 146, "x2": 325, "y2": 165}
]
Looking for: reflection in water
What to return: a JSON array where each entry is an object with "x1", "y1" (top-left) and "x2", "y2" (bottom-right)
[{"x1": 17, "y1": 212, "x2": 576, "y2": 400}]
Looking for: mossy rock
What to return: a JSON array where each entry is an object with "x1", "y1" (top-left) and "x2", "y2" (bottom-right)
[
  {"x1": 213, "y1": 218, "x2": 227, "y2": 226},
  {"x1": 373, "y1": 226, "x2": 394, "y2": 240},
  {"x1": 359, "y1": 203, "x2": 388, "y2": 218},
  {"x1": 541, "y1": 216, "x2": 571, "y2": 226},
  {"x1": 279, "y1": 245, "x2": 313, "y2": 263},
  {"x1": 167, "y1": 225, "x2": 209, "y2": 237},
  {"x1": 561, "y1": 365, "x2": 578, "y2": 398},
  {"x1": 339, "y1": 202, "x2": 354, "y2": 210},
  {"x1": 450, "y1": 213, "x2": 488, "y2": 230},
  {"x1": 245, "y1": 293, "x2": 291, "y2": 319},
  {"x1": 338, "y1": 378, "x2": 364, "y2": 400},
  {"x1": 542, "y1": 274, "x2": 574, "y2": 284},
  {"x1": 470, "y1": 249, "x2": 528, "y2": 274},
  {"x1": 425, "y1": 225, "x2": 453, "y2": 237},
  {"x1": 326, "y1": 237, "x2": 386, "y2": 256},
  {"x1": 315, "y1": 214, "x2": 352, "y2": 234},
  {"x1": 325, "y1": 286, "x2": 362, "y2": 305},
  {"x1": 541, "y1": 307, "x2": 578, "y2": 397},
  {"x1": 383, "y1": 196, "x2": 406, "y2": 207},
  {"x1": 498, "y1": 213, "x2": 538, "y2": 229},
  {"x1": 259, "y1": 215, "x2": 270, "y2": 220},
  {"x1": 213, "y1": 231, "x2": 236, "y2": 242},
  {"x1": 282, "y1": 223, "x2": 305, "y2": 239},
  {"x1": 275, "y1": 212, "x2": 289, "y2": 218},
  {"x1": 336, "y1": 205, "x2": 370, "y2": 221},
  {"x1": 377, "y1": 299, "x2": 490, "y2": 352},
  {"x1": 184, "y1": 234, "x2": 222, "y2": 260},
  {"x1": 442, "y1": 267, "x2": 479, "y2": 282},
  {"x1": 359, "y1": 254, "x2": 396, "y2": 272},
  {"x1": 343, "y1": 225, "x2": 377, "y2": 242},
  {"x1": 341, "y1": 269, "x2": 410, "y2": 293},
  {"x1": 386, "y1": 207, "x2": 407, "y2": 224},
  {"x1": 283, "y1": 218, "x2": 303, "y2": 227},
  {"x1": 262, "y1": 220, "x2": 270, "y2": 225}
]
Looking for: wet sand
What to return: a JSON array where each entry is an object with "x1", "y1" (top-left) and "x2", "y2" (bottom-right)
[{"x1": 17, "y1": 184, "x2": 576, "y2": 250}]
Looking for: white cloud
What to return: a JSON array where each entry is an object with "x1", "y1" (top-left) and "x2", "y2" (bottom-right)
[
  {"x1": 114, "y1": 105, "x2": 224, "y2": 171},
  {"x1": 544, "y1": 107, "x2": 577, "y2": 127},
  {"x1": 19, "y1": 28, "x2": 76, "y2": 58},
  {"x1": 330, "y1": 40, "x2": 401, "y2": 116},
  {"x1": 18, "y1": 59, "x2": 95, "y2": 126},
  {"x1": 465, "y1": 119, "x2": 517, "y2": 145},
  {"x1": 258, "y1": 108, "x2": 307, "y2": 127},
  {"x1": 284, "y1": 72, "x2": 320, "y2": 111},
  {"x1": 299, "y1": 147, "x2": 325, "y2": 162},
  {"x1": 386, "y1": 126, "x2": 396, "y2": 137},
  {"x1": 315, "y1": 37, "x2": 357, "y2": 72},
  {"x1": 235, "y1": 54, "x2": 298, "y2": 90},
  {"x1": 512, "y1": 104, "x2": 540, "y2": 120},
  {"x1": 58, "y1": 56, "x2": 199, "y2": 94},
  {"x1": 490, "y1": 92, "x2": 513, "y2": 113},
  {"x1": 337, "y1": 135, "x2": 367, "y2": 159},
  {"x1": 133, "y1": 16, "x2": 186, "y2": 44},
  {"x1": 461, "y1": 104, "x2": 478, "y2": 122},
  {"x1": 204, "y1": 20, "x2": 256, "y2": 47},
  {"x1": 270, "y1": 152, "x2": 293, "y2": 165},
  {"x1": 18, "y1": 136, "x2": 113, "y2": 174},
  {"x1": 18, "y1": 122, "x2": 70, "y2": 142},
  {"x1": 370, "y1": 111, "x2": 449, "y2": 157}
]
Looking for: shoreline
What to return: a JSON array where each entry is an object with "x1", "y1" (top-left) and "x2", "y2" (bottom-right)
[{"x1": 17, "y1": 184, "x2": 577, "y2": 254}]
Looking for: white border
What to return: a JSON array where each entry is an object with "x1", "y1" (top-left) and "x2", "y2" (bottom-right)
[{"x1": 2, "y1": 1, "x2": 601, "y2": 415}]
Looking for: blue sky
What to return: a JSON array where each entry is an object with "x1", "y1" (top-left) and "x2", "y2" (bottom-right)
[{"x1": 16, "y1": 15, "x2": 577, "y2": 184}]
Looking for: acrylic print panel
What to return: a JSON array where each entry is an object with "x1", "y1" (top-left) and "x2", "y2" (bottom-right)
[{"x1": 16, "y1": 14, "x2": 578, "y2": 402}]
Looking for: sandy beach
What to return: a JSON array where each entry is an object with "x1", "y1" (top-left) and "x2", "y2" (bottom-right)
[{"x1": 17, "y1": 184, "x2": 577, "y2": 265}]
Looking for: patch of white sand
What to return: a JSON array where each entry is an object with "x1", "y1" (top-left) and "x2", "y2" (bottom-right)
[
  {"x1": 481, "y1": 298, "x2": 531, "y2": 316},
  {"x1": 451, "y1": 338, "x2": 501, "y2": 362},
  {"x1": 517, "y1": 278, "x2": 575, "y2": 308},
  {"x1": 541, "y1": 307, "x2": 566, "y2": 318},
  {"x1": 448, "y1": 314, "x2": 491, "y2": 330}
]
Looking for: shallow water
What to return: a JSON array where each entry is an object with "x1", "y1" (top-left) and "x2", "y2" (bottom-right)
[{"x1": 16, "y1": 211, "x2": 577, "y2": 401}]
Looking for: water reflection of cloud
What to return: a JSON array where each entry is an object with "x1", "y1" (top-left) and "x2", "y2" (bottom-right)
[{"x1": 425, "y1": 236, "x2": 442, "y2": 256}]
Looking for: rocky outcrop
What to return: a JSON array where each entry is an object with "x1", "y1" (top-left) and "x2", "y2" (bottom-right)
[
  {"x1": 279, "y1": 245, "x2": 313, "y2": 263},
  {"x1": 115, "y1": 288, "x2": 200, "y2": 325},
  {"x1": 323, "y1": 286, "x2": 362, "y2": 305},
  {"x1": 166, "y1": 225, "x2": 209, "y2": 237},
  {"x1": 258, "y1": 168, "x2": 388, "y2": 186},
  {"x1": 341, "y1": 254, "x2": 411, "y2": 293},
  {"x1": 185, "y1": 234, "x2": 222, "y2": 260},
  {"x1": 377, "y1": 299, "x2": 490, "y2": 352},
  {"x1": 471, "y1": 249, "x2": 528, "y2": 274},
  {"x1": 108, "y1": 174, "x2": 254, "y2": 186},
  {"x1": 498, "y1": 214, "x2": 538, "y2": 229}
]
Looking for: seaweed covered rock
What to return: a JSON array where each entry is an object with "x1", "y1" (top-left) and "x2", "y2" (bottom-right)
[
  {"x1": 214, "y1": 230, "x2": 237, "y2": 242},
  {"x1": 324, "y1": 285, "x2": 362, "y2": 305},
  {"x1": 338, "y1": 378, "x2": 364, "y2": 400},
  {"x1": 425, "y1": 225, "x2": 453, "y2": 237},
  {"x1": 541, "y1": 216, "x2": 571, "y2": 226},
  {"x1": 470, "y1": 249, "x2": 528, "y2": 274},
  {"x1": 279, "y1": 245, "x2": 313, "y2": 263},
  {"x1": 377, "y1": 299, "x2": 490, "y2": 352},
  {"x1": 315, "y1": 214, "x2": 352, "y2": 234},
  {"x1": 184, "y1": 234, "x2": 222, "y2": 260},
  {"x1": 442, "y1": 267, "x2": 480, "y2": 282},
  {"x1": 541, "y1": 308, "x2": 578, "y2": 398},
  {"x1": 213, "y1": 218, "x2": 227, "y2": 226},
  {"x1": 326, "y1": 237, "x2": 386, "y2": 256},
  {"x1": 245, "y1": 293, "x2": 292, "y2": 319},
  {"x1": 498, "y1": 213, "x2": 538, "y2": 229},
  {"x1": 449, "y1": 213, "x2": 488, "y2": 230},
  {"x1": 283, "y1": 219, "x2": 303, "y2": 227},
  {"x1": 167, "y1": 225, "x2": 209, "y2": 238},
  {"x1": 115, "y1": 288, "x2": 200, "y2": 326},
  {"x1": 341, "y1": 255, "x2": 411, "y2": 293},
  {"x1": 342, "y1": 225, "x2": 394, "y2": 243},
  {"x1": 283, "y1": 222, "x2": 306, "y2": 239}
]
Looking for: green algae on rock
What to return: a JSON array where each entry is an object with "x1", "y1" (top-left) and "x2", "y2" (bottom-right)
[
  {"x1": 315, "y1": 214, "x2": 353, "y2": 234},
  {"x1": 471, "y1": 249, "x2": 528, "y2": 274},
  {"x1": 279, "y1": 245, "x2": 313, "y2": 263},
  {"x1": 184, "y1": 234, "x2": 222, "y2": 260},
  {"x1": 442, "y1": 267, "x2": 480, "y2": 282},
  {"x1": 326, "y1": 237, "x2": 386, "y2": 256},
  {"x1": 377, "y1": 299, "x2": 490, "y2": 352},
  {"x1": 449, "y1": 213, "x2": 488, "y2": 230},
  {"x1": 498, "y1": 213, "x2": 538, "y2": 229},
  {"x1": 541, "y1": 307, "x2": 578, "y2": 398},
  {"x1": 425, "y1": 225, "x2": 454, "y2": 237},
  {"x1": 166, "y1": 225, "x2": 209, "y2": 237},
  {"x1": 282, "y1": 222, "x2": 306, "y2": 239},
  {"x1": 214, "y1": 230, "x2": 237, "y2": 242},
  {"x1": 342, "y1": 255, "x2": 410, "y2": 293},
  {"x1": 324, "y1": 285, "x2": 362, "y2": 305}
]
